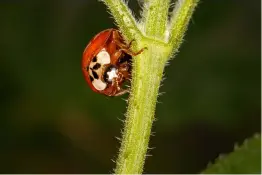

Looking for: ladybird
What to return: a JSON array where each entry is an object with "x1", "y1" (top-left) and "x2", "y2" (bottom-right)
[{"x1": 82, "y1": 29, "x2": 145, "y2": 96}]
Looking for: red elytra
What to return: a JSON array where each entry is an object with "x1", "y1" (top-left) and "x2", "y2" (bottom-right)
[{"x1": 82, "y1": 29, "x2": 144, "y2": 96}]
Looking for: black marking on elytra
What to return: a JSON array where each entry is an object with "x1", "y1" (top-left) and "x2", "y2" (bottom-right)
[
  {"x1": 92, "y1": 56, "x2": 97, "y2": 62},
  {"x1": 86, "y1": 66, "x2": 89, "y2": 71},
  {"x1": 90, "y1": 75, "x2": 94, "y2": 82},
  {"x1": 92, "y1": 63, "x2": 101, "y2": 70},
  {"x1": 92, "y1": 70, "x2": 99, "y2": 79}
]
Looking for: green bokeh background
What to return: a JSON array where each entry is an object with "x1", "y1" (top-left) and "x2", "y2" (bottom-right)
[{"x1": 0, "y1": 0, "x2": 260, "y2": 173}]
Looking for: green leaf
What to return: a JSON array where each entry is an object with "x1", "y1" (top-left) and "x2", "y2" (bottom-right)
[{"x1": 203, "y1": 134, "x2": 261, "y2": 174}]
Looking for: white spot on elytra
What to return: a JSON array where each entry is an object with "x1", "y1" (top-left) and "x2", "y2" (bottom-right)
[
  {"x1": 93, "y1": 79, "x2": 107, "y2": 90},
  {"x1": 96, "y1": 48, "x2": 110, "y2": 64},
  {"x1": 88, "y1": 48, "x2": 111, "y2": 91}
]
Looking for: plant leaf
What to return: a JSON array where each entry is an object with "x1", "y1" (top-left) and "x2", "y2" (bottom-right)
[{"x1": 202, "y1": 133, "x2": 261, "y2": 174}]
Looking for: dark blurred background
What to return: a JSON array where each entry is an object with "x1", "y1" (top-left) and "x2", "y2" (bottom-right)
[{"x1": 0, "y1": 0, "x2": 261, "y2": 173}]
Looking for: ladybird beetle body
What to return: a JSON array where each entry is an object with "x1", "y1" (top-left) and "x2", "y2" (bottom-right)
[{"x1": 82, "y1": 29, "x2": 144, "y2": 96}]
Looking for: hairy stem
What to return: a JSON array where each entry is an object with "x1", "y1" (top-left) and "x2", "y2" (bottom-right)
[
  {"x1": 115, "y1": 42, "x2": 171, "y2": 174},
  {"x1": 168, "y1": 0, "x2": 199, "y2": 51},
  {"x1": 142, "y1": 0, "x2": 171, "y2": 40},
  {"x1": 101, "y1": 0, "x2": 143, "y2": 42},
  {"x1": 100, "y1": 0, "x2": 199, "y2": 174}
]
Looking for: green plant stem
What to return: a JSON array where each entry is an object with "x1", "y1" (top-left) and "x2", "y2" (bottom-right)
[
  {"x1": 168, "y1": 0, "x2": 199, "y2": 50},
  {"x1": 101, "y1": 0, "x2": 199, "y2": 174},
  {"x1": 101, "y1": 0, "x2": 143, "y2": 42},
  {"x1": 142, "y1": 0, "x2": 171, "y2": 39},
  {"x1": 115, "y1": 42, "x2": 171, "y2": 174}
]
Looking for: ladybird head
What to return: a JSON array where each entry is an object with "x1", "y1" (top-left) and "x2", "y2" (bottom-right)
[{"x1": 103, "y1": 65, "x2": 118, "y2": 83}]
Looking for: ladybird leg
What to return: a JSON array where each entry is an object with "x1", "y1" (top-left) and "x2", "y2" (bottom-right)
[
  {"x1": 126, "y1": 39, "x2": 135, "y2": 48},
  {"x1": 115, "y1": 40, "x2": 147, "y2": 56},
  {"x1": 110, "y1": 50, "x2": 123, "y2": 64},
  {"x1": 111, "y1": 30, "x2": 129, "y2": 48},
  {"x1": 113, "y1": 38, "x2": 134, "y2": 50},
  {"x1": 112, "y1": 30, "x2": 147, "y2": 56},
  {"x1": 113, "y1": 89, "x2": 130, "y2": 96},
  {"x1": 111, "y1": 72, "x2": 130, "y2": 97},
  {"x1": 119, "y1": 47, "x2": 147, "y2": 56},
  {"x1": 111, "y1": 31, "x2": 137, "y2": 50},
  {"x1": 115, "y1": 73, "x2": 123, "y2": 91}
]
